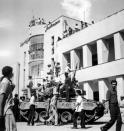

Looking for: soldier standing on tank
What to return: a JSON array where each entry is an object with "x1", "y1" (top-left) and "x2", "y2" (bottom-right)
[
  {"x1": 59, "y1": 63, "x2": 72, "y2": 101},
  {"x1": 64, "y1": 72, "x2": 71, "y2": 101},
  {"x1": 27, "y1": 76, "x2": 33, "y2": 98},
  {"x1": 100, "y1": 80, "x2": 122, "y2": 131}
]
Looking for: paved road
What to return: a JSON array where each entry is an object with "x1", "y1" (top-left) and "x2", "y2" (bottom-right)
[{"x1": 17, "y1": 114, "x2": 124, "y2": 131}]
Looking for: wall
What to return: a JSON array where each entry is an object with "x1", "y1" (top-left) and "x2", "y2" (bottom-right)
[
  {"x1": 19, "y1": 41, "x2": 29, "y2": 95},
  {"x1": 57, "y1": 10, "x2": 124, "y2": 53}
]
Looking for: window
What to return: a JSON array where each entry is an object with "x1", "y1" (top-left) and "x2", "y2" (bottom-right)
[
  {"x1": 30, "y1": 35, "x2": 44, "y2": 45},
  {"x1": 89, "y1": 43, "x2": 98, "y2": 66},
  {"x1": 104, "y1": 37, "x2": 115, "y2": 62}
]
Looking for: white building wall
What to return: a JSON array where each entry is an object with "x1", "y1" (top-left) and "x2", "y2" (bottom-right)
[
  {"x1": 57, "y1": 10, "x2": 124, "y2": 100},
  {"x1": 114, "y1": 32, "x2": 124, "y2": 59},
  {"x1": 19, "y1": 41, "x2": 29, "y2": 95},
  {"x1": 20, "y1": 11, "x2": 124, "y2": 100},
  {"x1": 57, "y1": 11, "x2": 124, "y2": 53},
  {"x1": 29, "y1": 25, "x2": 45, "y2": 37},
  {"x1": 27, "y1": 24, "x2": 45, "y2": 87},
  {"x1": 44, "y1": 18, "x2": 63, "y2": 77},
  {"x1": 44, "y1": 16, "x2": 81, "y2": 77}
]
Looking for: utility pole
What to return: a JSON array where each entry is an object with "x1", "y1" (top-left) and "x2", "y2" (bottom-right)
[{"x1": 16, "y1": 62, "x2": 20, "y2": 97}]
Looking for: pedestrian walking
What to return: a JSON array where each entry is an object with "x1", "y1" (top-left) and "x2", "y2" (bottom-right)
[
  {"x1": 72, "y1": 90, "x2": 85, "y2": 129},
  {"x1": 0, "y1": 66, "x2": 17, "y2": 131},
  {"x1": 13, "y1": 94, "x2": 20, "y2": 122},
  {"x1": 27, "y1": 92, "x2": 36, "y2": 126},
  {"x1": 46, "y1": 93, "x2": 58, "y2": 126},
  {"x1": 100, "y1": 80, "x2": 122, "y2": 131}
]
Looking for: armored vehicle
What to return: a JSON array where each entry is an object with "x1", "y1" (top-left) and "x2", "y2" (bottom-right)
[{"x1": 20, "y1": 87, "x2": 105, "y2": 124}]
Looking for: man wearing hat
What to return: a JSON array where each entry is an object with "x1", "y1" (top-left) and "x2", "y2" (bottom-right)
[{"x1": 100, "y1": 80, "x2": 122, "y2": 131}]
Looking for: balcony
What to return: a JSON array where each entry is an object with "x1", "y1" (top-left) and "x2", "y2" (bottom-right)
[{"x1": 76, "y1": 58, "x2": 124, "y2": 82}]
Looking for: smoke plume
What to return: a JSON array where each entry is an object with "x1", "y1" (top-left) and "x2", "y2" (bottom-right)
[{"x1": 61, "y1": 0, "x2": 92, "y2": 21}]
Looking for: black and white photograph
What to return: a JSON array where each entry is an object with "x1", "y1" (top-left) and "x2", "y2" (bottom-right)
[{"x1": 0, "y1": 0, "x2": 124, "y2": 131}]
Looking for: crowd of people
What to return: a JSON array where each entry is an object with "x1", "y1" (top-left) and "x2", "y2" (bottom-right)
[
  {"x1": 0, "y1": 65, "x2": 124, "y2": 131},
  {"x1": 26, "y1": 63, "x2": 79, "y2": 126}
]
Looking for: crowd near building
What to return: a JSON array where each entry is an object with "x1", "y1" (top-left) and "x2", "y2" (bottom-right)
[{"x1": 19, "y1": 9, "x2": 124, "y2": 102}]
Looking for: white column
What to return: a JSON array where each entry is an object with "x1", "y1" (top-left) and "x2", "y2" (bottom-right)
[
  {"x1": 83, "y1": 45, "x2": 92, "y2": 68},
  {"x1": 97, "y1": 39, "x2": 109, "y2": 64},
  {"x1": 98, "y1": 79, "x2": 109, "y2": 102},
  {"x1": 62, "y1": 54, "x2": 67, "y2": 72},
  {"x1": 75, "y1": 50, "x2": 81, "y2": 69},
  {"x1": 71, "y1": 50, "x2": 80, "y2": 70},
  {"x1": 16, "y1": 62, "x2": 20, "y2": 95},
  {"x1": 116, "y1": 76, "x2": 124, "y2": 101},
  {"x1": 114, "y1": 32, "x2": 124, "y2": 59},
  {"x1": 83, "y1": 82, "x2": 93, "y2": 100}
]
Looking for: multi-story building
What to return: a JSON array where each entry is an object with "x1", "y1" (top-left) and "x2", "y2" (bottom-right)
[
  {"x1": 20, "y1": 15, "x2": 84, "y2": 96},
  {"x1": 44, "y1": 15, "x2": 83, "y2": 78},
  {"x1": 20, "y1": 17, "x2": 45, "y2": 97},
  {"x1": 28, "y1": 18, "x2": 45, "y2": 85},
  {"x1": 56, "y1": 10, "x2": 124, "y2": 102},
  {"x1": 20, "y1": 10, "x2": 124, "y2": 102}
]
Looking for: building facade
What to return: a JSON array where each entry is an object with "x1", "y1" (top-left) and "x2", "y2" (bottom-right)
[
  {"x1": 44, "y1": 15, "x2": 82, "y2": 78},
  {"x1": 28, "y1": 18, "x2": 45, "y2": 85},
  {"x1": 56, "y1": 10, "x2": 124, "y2": 102},
  {"x1": 20, "y1": 10, "x2": 124, "y2": 101},
  {"x1": 20, "y1": 17, "x2": 45, "y2": 96}
]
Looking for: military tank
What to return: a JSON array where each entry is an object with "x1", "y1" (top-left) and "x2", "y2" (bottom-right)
[
  {"x1": 19, "y1": 87, "x2": 105, "y2": 124},
  {"x1": 20, "y1": 64, "x2": 105, "y2": 123}
]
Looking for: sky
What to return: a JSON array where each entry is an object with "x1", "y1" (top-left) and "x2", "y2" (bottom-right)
[{"x1": 0, "y1": 0, "x2": 124, "y2": 75}]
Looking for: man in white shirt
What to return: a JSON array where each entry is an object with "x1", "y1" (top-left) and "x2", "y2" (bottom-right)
[
  {"x1": 27, "y1": 92, "x2": 35, "y2": 126},
  {"x1": 72, "y1": 90, "x2": 85, "y2": 129}
]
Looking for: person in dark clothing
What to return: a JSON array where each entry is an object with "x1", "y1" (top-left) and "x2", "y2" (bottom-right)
[
  {"x1": 27, "y1": 92, "x2": 36, "y2": 126},
  {"x1": 100, "y1": 80, "x2": 122, "y2": 131},
  {"x1": 61, "y1": 72, "x2": 71, "y2": 101},
  {"x1": 27, "y1": 76, "x2": 33, "y2": 98},
  {"x1": 13, "y1": 94, "x2": 20, "y2": 122}
]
